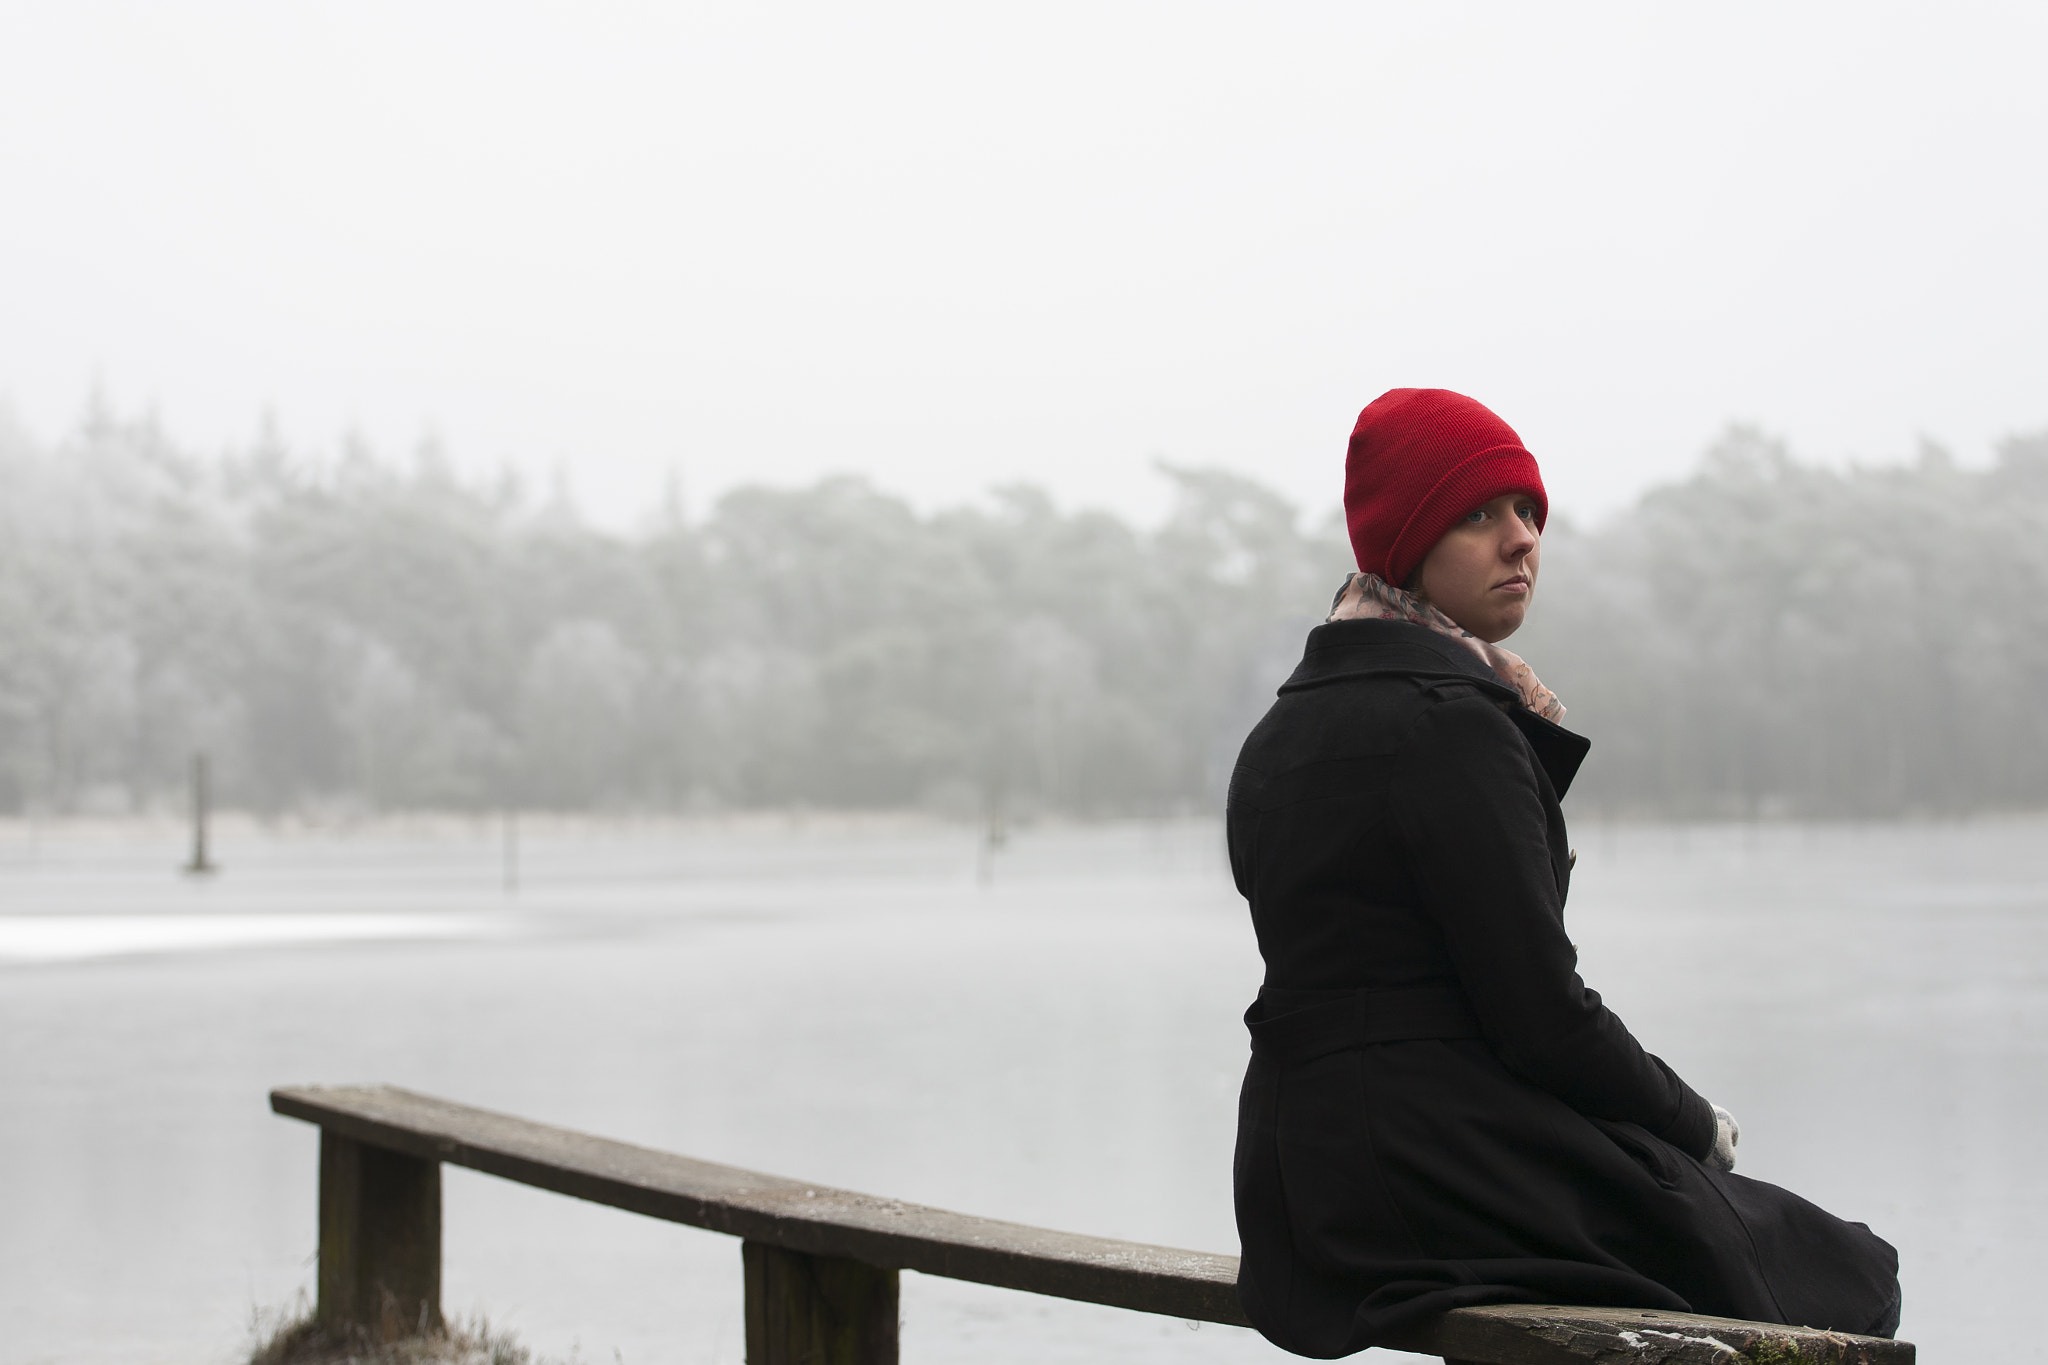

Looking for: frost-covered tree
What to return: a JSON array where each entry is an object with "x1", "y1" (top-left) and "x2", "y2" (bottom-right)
[{"x1": 0, "y1": 403, "x2": 2041, "y2": 817}]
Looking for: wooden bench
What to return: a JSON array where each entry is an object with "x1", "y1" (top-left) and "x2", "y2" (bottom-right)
[{"x1": 271, "y1": 1084, "x2": 1912, "y2": 1365}]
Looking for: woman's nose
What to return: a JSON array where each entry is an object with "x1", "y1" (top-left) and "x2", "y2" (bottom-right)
[{"x1": 1502, "y1": 521, "x2": 1537, "y2": 559}]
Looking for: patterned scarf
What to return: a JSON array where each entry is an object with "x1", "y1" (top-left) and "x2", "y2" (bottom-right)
[{"x1": 1326, "y1": 572, "x2": 1566, "y2": 724}]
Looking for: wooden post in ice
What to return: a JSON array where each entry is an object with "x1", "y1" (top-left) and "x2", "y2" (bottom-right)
[
  {"x1": 503, "y1": 807, "x2": 519, "y2": 895},
  {"x1": 183, "y1": 751, "x2": 218, "y2": 876},
  {"x1": 977, "y1": 780, "x2": 1008, "y2": 886}
]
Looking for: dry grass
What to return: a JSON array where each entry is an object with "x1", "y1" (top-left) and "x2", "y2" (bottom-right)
[{"x1": 247, "y1": 1301, "x2": 565, "y2": 1365}]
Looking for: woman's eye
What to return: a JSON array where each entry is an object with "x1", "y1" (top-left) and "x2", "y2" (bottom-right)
[{"x1": 1465, "y1": 509, "x2": 1487, "y2": 523}]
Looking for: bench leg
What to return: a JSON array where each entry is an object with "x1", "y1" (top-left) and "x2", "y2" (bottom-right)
[
  {"x1": 744, "y1": 1241, "x2": 898, "y2": 1365},
  {"x1": 316, "y1": 1131, "x2": 443, "y2": 1341}
]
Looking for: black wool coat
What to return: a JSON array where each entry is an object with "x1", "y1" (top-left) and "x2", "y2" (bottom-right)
[{"x1": 1227, "y1": 619, "x2": 1899, "y2": 1357}]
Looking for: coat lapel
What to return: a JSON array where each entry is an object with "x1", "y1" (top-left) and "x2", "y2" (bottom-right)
[{"x1": 1508, "y1": 708, "x2": 1592, "y2": 800}]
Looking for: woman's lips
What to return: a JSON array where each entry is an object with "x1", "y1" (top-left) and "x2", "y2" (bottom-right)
[{"x1": 1494, "y1": 576, "x2": 1530, "y2": 594}]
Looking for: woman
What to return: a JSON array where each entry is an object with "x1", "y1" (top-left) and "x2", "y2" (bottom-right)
[{"x1": 1228, "y1": 389, "x2": 1900, "y2": 1357}]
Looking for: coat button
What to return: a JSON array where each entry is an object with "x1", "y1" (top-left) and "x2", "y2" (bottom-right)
[{"x1": 1568, "y1": 848, "x2": 1578, "y2": 869}]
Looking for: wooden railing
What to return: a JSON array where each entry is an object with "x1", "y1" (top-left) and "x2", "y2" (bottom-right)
[{"x1": 271, "y1": 1084, "x2": 1912, "y2": 1365}]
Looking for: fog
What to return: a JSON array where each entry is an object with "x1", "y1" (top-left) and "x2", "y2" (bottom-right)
[
  {"x1": 3, "y1": 409, "x2": 2045, "y2": 820},
  {"x1": 2, "y1": 3, "x2": 2045, "y2": 526},
  {"x1": 5, "y1": 6, "x2": 2048, "y2": 1364}
]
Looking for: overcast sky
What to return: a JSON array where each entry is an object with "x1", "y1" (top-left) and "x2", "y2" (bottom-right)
[{"x1": 2, "y1": 2, "x2": 2043, "y2": 528}]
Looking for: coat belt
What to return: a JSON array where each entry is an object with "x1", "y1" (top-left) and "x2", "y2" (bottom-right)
[{"x1": 1245, "y1": 983, "x2": 1481, "y2": 1063}]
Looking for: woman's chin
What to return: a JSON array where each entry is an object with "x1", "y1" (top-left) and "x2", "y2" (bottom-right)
[{"x1": 1476, "y1": 605, "x2": 1528, "y2": 644}]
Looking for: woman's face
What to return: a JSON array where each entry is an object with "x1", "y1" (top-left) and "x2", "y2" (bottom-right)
[{"x1": 1414, "y1": 492, "x2": 1542, "y2": 643}]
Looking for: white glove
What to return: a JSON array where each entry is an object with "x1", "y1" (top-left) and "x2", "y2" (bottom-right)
[{"x1": 1707, "y1": 1105, "x2": 1741, "y2": 1173}]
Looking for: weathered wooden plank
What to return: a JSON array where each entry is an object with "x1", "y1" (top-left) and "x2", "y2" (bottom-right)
[
  {"x1": 316, "y1": 1129, "x2": 442, "y2": 1340},
  {"x1": 271, "y1": 1084, "x2": 1914, "y2": 1365},
  {"x1": 273, "y1": 1084, "x2": 1244, "y2": 1325},
  {"x1": 744, "y1": 1241, "x2": 898, "y2": 1365},
  {"x1": 1392, "y1": 1304, "x2": 1908, "y2": 1365}
]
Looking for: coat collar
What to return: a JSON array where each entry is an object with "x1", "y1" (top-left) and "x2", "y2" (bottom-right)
[{"x1": 1278, "y1": 619, "x2": 1592, "y2": 799}]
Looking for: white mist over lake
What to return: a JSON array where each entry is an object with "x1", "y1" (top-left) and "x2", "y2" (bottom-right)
[
  {"x1": 5, "y1": 4, "x2": 2046, "y2": 527},
  {"x1": 1, "y1": 815, "x2": 2041, "y2": 1364}
]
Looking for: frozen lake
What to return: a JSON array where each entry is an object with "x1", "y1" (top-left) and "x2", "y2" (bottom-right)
[{"x1": 2, "y1": 813, "x2": 2044, "y2": 1364}]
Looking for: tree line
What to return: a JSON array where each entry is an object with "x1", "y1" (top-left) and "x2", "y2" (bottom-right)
[
  {"x1": 1520, "y1": 424, "x2": 2048, "y2": 817},
  {"x1": 1, "y1": 404, "x2": 2043, "y2": 819}
]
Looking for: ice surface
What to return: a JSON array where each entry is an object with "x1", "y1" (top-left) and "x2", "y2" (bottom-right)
[{"x1": 1, "y1": 815, "x2": 2043, "y2": 1365}]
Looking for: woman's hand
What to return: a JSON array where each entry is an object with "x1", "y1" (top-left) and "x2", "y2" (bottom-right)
[{"x1": 1708, "y1": 1105, "x2": 1741, "y2": 1173}]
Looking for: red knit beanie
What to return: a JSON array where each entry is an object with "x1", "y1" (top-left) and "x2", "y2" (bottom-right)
[{"x1": 1344, "y1": 388, "x2": 1548, "y2": 587}]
